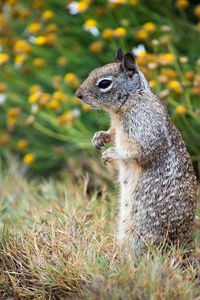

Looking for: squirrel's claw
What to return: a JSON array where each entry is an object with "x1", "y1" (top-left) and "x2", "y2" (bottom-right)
[
  {"x1": 92, "y1": 131, "x2": 110, "y2": 150},
  {"x1": 95, "y1": 145, "x2": 101, "y2": 150},
  {"x1": 95, "y1": 141, "x2": 104, "y2": 150}
]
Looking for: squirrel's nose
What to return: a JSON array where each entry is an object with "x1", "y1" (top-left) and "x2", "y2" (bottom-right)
[{"x1": 76, "y1": 88, "x2": 83, "y2": 100}]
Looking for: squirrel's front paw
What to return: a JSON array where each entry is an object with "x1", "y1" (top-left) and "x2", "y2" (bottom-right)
[
  {"x1": 92, "y1": 131, "x2": 111, "y2": 150},
  {"x1": 102, "y1": 148, "x2": 117, "y2": 165}
]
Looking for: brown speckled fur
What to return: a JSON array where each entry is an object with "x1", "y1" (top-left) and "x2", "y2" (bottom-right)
[{"x1": 76, "y1": 50, "x2": 197, "y2": 254}]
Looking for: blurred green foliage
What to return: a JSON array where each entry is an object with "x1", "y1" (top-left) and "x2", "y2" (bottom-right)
[{"x1": 0, "y1": 0, "x2": 200, "y2": 174}]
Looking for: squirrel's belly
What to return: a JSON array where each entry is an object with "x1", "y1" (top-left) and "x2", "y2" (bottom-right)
[{"x1": 117, "y1": 160, "x2": 143, "y2": 242}]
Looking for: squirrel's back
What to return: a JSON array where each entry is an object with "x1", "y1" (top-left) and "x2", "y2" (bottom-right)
[{"x1": 120, "y1": 90, "x2": 197, "y2": 250}]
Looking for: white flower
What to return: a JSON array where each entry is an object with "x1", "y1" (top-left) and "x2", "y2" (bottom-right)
[
  {"x1": 31, "y1": 103, "x2": 39, "y2": 114},
  {"x1": 132, "y1": 44, "x2": 146, "y2": 56},
  {"x1": 15, "y1": 63, "x2": 21, "y2": 69},
  {"x1": 152, "y1": 39, "x2": 159, "y2": 46},
  {"x1": 0, "y1": 93, "x2": 7, "y2": 104},
  {"x1": 72, "y1": 108, "x2": 81, "y2": 117},
  {"x1": 67, "y1": 1, "x2": 79, "y2": 15},
  {"x1": 108, "y1": 0, "x2": 127, "y2": 3},
  {"x1": 83, "y1": 25, "x2": 99, "y2": 36},
  {"x1": 28, "y1": 36, "x2": 36, "y2": 44}
]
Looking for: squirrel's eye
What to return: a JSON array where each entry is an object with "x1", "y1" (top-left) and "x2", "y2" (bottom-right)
[{"x1": 98, "y1": 79, "x2": 112, "y2": 89}]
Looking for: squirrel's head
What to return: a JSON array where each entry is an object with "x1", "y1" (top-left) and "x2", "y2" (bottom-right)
[{"x1": 76, "y1": 48, "x2": 150, "y2": 112}]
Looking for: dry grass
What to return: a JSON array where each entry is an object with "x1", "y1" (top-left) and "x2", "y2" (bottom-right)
[{"x1": 0, "y1": 159, "x2": 199, "y2": 299}]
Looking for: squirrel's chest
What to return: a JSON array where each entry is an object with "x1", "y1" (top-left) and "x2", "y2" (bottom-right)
[
  {"x1": 113, "y1": 120, "x2": 142, "y2": 189},
  {"x1": 115, "y1": 129, "x2": 129, "y2": 153},
  {"x1": 113, "y1": 118, "x2": 131, "y2": 153}
]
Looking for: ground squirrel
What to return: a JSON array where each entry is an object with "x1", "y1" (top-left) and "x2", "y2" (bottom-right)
[{"x1": 76, "y1": 48, "x2": 197, "y2": 254}]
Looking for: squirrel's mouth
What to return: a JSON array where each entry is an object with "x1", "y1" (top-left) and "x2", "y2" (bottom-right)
[
  {"x1": 81, "y1": 98, "x2": 99, "y2": 110},
  {"x1": 75, "y1": 88, "x2": 100, "y2": 109}
]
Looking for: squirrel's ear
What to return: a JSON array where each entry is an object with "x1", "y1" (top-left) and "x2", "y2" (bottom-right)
[
  {"x1": 115, "y1": 47, "x2": 123, "y2": 62},
  {"x1": 121, "y1": 53, "x2": 137, "y2": 73}
]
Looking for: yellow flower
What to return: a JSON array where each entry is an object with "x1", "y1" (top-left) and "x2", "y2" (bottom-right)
[
  {"x1": 176, "y1": 105, "x2": 186, "y2": 115},
  {"x1": 45, "y1": 33, "x2": 56, "y2": 45},
  {"x1": 192, "y1": 87, "x2": 200, "y2": 96},
  {"x1": 108, "y1": 2, "x2": 118, "y2": 8},
  {"x1": 61, "y1": 110, "x2": 79, "y2": 123},
  {"x1": 64, "y1": 73, "x2": 80, "y2": 88},
  {"x1": 114, "y1": 0, "x2": 126, "y2": 3},
  {"x1": 158, "y1": 75, "x2": 168, "y2": 84},
  {"x1": 26, "y1": 22, "x2": 41, "y2": 34},
  {"x1": 53, "y1": 91, "x2": 67, "y2": 101},
  {"x1": 33, "y1": 57, "x2": 45, "y2": 67},
  {"x1": 0, "y1": 15, "x2": 7, "y2": 30},
  {"x1": 29, "y1": 85, "x2": 42, "y2": 94},
  {"x1": 33, "y1": 0, "x2": 44, "y2": 9},
  {"x1": 149, "y1": 80, "x2": 156, "y2": 89},
  {"x1": 114, "y1": 27, "x2": 127, "y2": 37},
  {"x1": 185, "y1": 71, "x2": 194, "y2": 80},
  {"x1": 35, "y1": 36, "x2": 46, "y2": 45},
  {"x1": 168, "y1": 80, "x2": 180, "y2": 90},
  {"x1": 174, "y1": 86, "x2": 183, "y2": 95},
  {"x1": 57, "y1": 56, "x2": 67, "y2": 65},
  {"x1": 49, "y1": 99, "x2": 60, "y2": 110},
  {"x1": 6, "y1": 0, "x2": 16, "y2": 5},
  {"x1": 7, "y1": 107, "x2": 21, "y2": 118},
  {"x1": 136, "y1": 29, "x2": 148, "y2": 40},
  {"x1": 158, "y1": 53, "x2": 175, "y2": 65},
  {"x1": 136, "y1": 56, "x2": 146, "y2": 66},
  {"x1": 28, "y1": 93, "x2": 39, "y2": 103},
  {"x1": 89, "y1": 41, "x2": 103, "y2": 53},
  {"x1": 143, "y1": 22, "x2": 156, "y2": 32},
  {"x1": 0, "y1": 53, "x2": 9, "y2": 65},
  {"x1": 23, "y1": 153, "x2": 35, "y2": 165},
  {"x1": 15, "y1": 54, "x2": 26, "y2": 65},
  {"x1": 161, "y1": 68, "x2": 177, "y2": 79},
  {"x1": 0, "y1": 133, "x2": 9, "y2": 145},
  {"x1": 102, "y1": 28, "x2": 114, "y2": 40},
  {"x1": 84, "y1": 19, "x2": 97, "y2": 28},
  {"x1": 138, "y1": 50, "x2": 147, "y2": 58},
  {"x1": 65, "y1": 73, "x2": 76, "y2": 82},
  {"x1": 39, "y1": 93, "x2": 51, "y2": 106},
  {"x1": 7, "y1": 117, "x2": 16, "y2": 127},
  {"x1": 14, "y1": 40, "x2": 31, "y2": 54},
  {"x1": 78, "y1": 1, "x2": 88, "y2": 12},
  {"x1": 42, "y1": 10, "x2": 53, "y2": 19},
  {"x1": 52, "y1": 75, "x2": 62, "y2": 89},
  {"x1": 195, "y1": 4, "x2": 200, "y2": 17},
  {"x1": 83, "y1": 0, "x2": 92, "y2": 4},
  {"x1": 176, "y1": 0, "x2": 189, "y2": 9},
  {"x1": 163, "y1": 53, "x2": 174, "y2": 61},
  {"x1": 45, "y1": 23, "x2": 58, "y2": 33},
  {"x1": 58, "y1": 114, "x2": 68, "y2": 125},
  {"x1": 0, "y1": 83, "x2": 7, "y2": 93},
  {"x1": 18, "y1": 9, "x2": 30, "y2": 19},
  {"x1": 128, "y1": 0, "x2": 138, "y2": 5},
  {"x1": 159, "y1": 35, "x2": 172, "y2": 45},
  {"x1": 82, "y1": 104, "x2": 91, "y2": 111},
  {"x1": 17, "y1": 140, "x2": 28, "y2": 151}
]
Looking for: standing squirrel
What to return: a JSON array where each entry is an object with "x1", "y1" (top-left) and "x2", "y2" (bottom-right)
[{"x1": 76, "y1": 48, "x2": 197, "y2": 254}]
